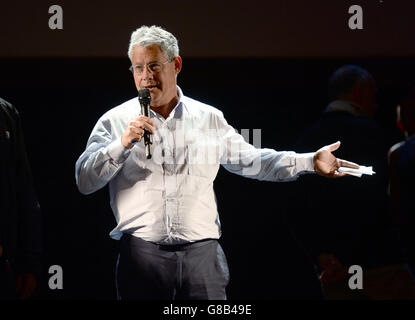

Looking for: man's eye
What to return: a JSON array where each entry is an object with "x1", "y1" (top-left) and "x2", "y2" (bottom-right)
[{"x1": 149, "y1": 64, "x2": 161, "y2": 72}]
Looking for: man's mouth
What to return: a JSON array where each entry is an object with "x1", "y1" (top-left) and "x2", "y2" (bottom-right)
[{"x1": 144, "y1": 84, "x2": 158, "y2": 90}]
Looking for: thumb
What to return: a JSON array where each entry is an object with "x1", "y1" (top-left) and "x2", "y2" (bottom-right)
[{"x1": 326, "y1": 141, "x2": 341, "y2": 152}]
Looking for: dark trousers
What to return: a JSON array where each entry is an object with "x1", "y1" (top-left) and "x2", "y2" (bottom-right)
[{"x1": 116, "y1": 234, "x2": 230, "y2": 300}]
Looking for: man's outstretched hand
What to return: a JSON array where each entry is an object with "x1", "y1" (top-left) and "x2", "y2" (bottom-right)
[{"x1": 313, "y1": 141, "x2": 359, "y2": 178}]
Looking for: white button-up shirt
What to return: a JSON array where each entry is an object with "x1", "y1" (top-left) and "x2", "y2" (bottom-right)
[{"x1": 75, "y1": 87, "x2": 315, "y2": 244}]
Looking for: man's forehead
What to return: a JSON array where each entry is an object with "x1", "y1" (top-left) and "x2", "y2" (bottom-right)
[{"x1": 131, "y1": 44, "x2": 165, "y2": 60}]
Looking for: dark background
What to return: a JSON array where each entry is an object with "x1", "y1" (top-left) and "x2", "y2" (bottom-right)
[{"x1": 0, "y1": 0, "x2": 414, "y2": 299}]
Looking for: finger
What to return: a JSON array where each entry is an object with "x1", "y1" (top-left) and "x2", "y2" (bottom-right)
[
  {"x1": 135, "y1": 115, "x2": 149, "y2": 121},
  {"x1": 127, "y1": 128, "x2": 139, "y2": 143},
  {"x1": 131, "y1": 121, "x2": 156, "y2": 134},
  {"x1": 135, "y1": 116, "x2": 155, "y2": 127},
  {"x1": 140, "y1": 122, "x2": 156, "y2": 134},
  {"x1": 129, "y1": 126, "x2": 144, "y2": 137},
  {"x1": 332, "y1": 170, "x2": 347, "y2": 178},
  {"x1": 337, "y1": 158, "x2": 360, "y2": 169},
  {"x1": 326, "y1": 141, "x2": 341, "y2": 152},
  {"x1": 129, "y1": 128, "x2": 145, "y2": 143},
  {"x1": 125, "y1": 127, "x2": 144, "y2": 146}
]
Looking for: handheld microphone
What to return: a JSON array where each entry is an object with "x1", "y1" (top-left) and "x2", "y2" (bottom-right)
[{"x1": 138, "y1": 88, "x2": 152, "y2": 159}]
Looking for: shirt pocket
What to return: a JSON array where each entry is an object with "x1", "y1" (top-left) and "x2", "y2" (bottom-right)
[
  {"x1": 187, "y1": 144, "x2": 220, "y2": 181},
  {"x1": 122, "y1": 149, "x2": 153, "y2": 181}
]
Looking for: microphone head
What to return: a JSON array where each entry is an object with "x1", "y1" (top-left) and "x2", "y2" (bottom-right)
[{"x1": 138, "y1": 88, "x2": 151, "y2": 103}]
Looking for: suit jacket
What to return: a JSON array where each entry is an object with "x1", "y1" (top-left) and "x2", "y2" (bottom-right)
[
  {"x1": 289, "y1": 102, "x2": 405, "y2": 270},
  {"x1": 0, "y1": 97, "x2": 41, "y2": 275}
]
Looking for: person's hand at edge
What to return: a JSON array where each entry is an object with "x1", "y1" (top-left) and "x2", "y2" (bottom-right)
[{"x1": 16, "y1": 273, "x2": 37, "y2": 300}]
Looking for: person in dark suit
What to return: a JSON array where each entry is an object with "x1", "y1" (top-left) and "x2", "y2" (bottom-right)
[
  {"x1": 389, "y1": 83, "x2": 415, "y2": 275},
  {"x1": 0, "y1": 97, "x2": 42, "y2": 300},
  {"x1": 288, "y1": 65, "x2": 415, "y2": 299}
]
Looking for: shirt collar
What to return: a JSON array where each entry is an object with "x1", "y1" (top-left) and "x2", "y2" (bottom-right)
[
  {"x1": 148, "y1": 85, "x2": 187, "y2": 121},
  {"x1": 325, "y1": 100, "x2": 369, "y2": 117}
]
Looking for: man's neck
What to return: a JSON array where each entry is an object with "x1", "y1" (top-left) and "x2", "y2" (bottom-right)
[
  {"x1": 325, "y1": 100, "x2": 370, "y2": 118},
  {"x1": 151, "y1": 95, "x2": 179, "y2": 120}
]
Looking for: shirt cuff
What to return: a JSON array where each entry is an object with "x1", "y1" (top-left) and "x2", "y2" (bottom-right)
[
  {"x1": 295, "y1": 152, "x2": 315, "y2": 173},
  {"x1": 107, "y1": 138, "x2": 131, "y2": 164}
]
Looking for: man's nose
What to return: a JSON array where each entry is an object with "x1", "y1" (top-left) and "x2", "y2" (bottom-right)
[{"x1": 141, "y1": 66, "x2": 153, "y2": 80}]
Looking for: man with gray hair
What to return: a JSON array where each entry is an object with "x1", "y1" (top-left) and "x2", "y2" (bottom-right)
[{"x1": 75, "y1": 26, "x2": 357, "y2": 300}]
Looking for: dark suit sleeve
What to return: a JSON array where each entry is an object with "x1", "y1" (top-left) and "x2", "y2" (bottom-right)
[{"x1": 12, "y1": 106, "x2": 42, "y2": 275}]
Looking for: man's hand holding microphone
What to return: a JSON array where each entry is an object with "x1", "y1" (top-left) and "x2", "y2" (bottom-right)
[{"x1": 121, "y1": 115, "x2": 155, "y2": 149}]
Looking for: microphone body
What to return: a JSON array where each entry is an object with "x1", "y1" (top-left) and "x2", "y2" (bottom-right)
[{"x1": 138, "y1": 88, "x2": 152, "y2": 159}]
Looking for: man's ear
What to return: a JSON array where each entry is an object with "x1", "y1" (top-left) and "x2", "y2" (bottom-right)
[
  {"x1": 397, "y1": 119, "x2": 406, "y2": 135},
  {"x1": 396, "y1": 105, "x2": 406, "y2": 135},
  {"x1": 174, "y1": 56, "x2": 182, "y2": 74}
]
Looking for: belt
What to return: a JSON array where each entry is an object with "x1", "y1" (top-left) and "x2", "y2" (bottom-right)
[{"x1": 122, "y1": 233, "x2": 217, "y2": 252}]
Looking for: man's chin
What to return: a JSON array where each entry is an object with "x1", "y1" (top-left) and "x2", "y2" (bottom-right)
[{"x1": 149, "y1": 91, "x2": 161, "y2": 102}]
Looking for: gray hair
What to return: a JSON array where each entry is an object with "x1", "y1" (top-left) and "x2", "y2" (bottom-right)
[{"x1": 127, "y1": 25, "x2": 179, "y2": 61}]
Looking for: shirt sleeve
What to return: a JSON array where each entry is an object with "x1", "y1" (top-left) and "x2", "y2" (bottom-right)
[
  {"x1": 75, "y1": 115, "x2": 131, "y2": 195},
  {"x1": 217, "y1": 112, "x2": 315, "y2": 182}
]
